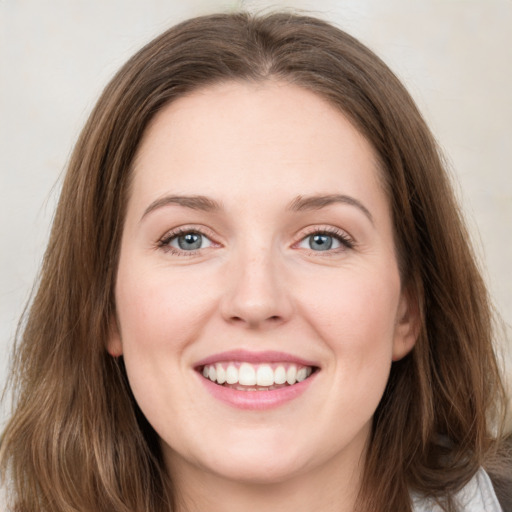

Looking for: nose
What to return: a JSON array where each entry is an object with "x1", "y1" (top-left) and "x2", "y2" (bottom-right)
[{"x1": 220, "y1": 248, "x2": 293, "y2": 329}]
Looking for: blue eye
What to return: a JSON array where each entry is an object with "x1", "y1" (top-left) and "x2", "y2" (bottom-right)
[
  {"x1": 308, "y1": 234, "x2": 336, "y2": 251},
  {"x1": 164, "y1": 231, "x2": 213, "y2": 251},
  {"x1": 297, "y1": 230, "x2": 353, "y2": 252}
]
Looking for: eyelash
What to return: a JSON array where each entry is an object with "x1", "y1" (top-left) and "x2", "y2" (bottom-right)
[
  {"x1": 157, "y1": 226, "x2": 217, "y2": 256},
  {"x1": 156, "y1": 225, "x2": 355, "y2": 256},
  {"x1": 296, "y1": 226, "x2": 355, "y2": 254}
]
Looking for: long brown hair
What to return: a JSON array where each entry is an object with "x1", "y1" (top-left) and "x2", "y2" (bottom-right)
[{"x1": 1, "y1": 11, "x2": 509, "y2": 512}]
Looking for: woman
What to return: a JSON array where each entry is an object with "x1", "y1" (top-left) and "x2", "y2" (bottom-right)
[{"x1": 1, "y1": 11, "x2": 510, "y2": 512}]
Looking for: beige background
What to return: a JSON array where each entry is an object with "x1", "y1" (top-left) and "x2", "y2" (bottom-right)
[{"x1": 1, "y1": 0, "x2": 511, "y2": 425}]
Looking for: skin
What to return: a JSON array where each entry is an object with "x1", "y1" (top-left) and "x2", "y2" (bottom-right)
[{"x1": 109, "y1": 81, "x2": 418, "y2": 512}]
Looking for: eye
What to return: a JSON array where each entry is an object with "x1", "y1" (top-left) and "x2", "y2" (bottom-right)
[
  {"x1": 296, "y1": 229, "x2": 354, "y2": 252},
  {"x1": 158, "y1": 229, "x2": 215, "y2": 254}
]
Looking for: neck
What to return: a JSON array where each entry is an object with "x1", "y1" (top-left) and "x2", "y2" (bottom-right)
[{"x1": 168, "y1": 449, "x2": 364, "y2": 512}]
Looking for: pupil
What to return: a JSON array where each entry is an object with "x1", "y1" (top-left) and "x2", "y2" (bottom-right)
[
  {"x1": 310, "y1": 234, "x2": 332, "y2": 251},
  {"x1": 178, "y1": 233, "x2": 202, "y2": 250}
]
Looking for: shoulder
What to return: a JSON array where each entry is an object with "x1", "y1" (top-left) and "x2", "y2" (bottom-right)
[{"x1": 411, "y1": 468, "x2": 503, "y2": 512}]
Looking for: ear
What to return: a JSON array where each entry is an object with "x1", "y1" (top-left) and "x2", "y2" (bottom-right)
[
  {"x1": 392, "y1": 286, "x2": 420, "y2": 362},
  {"x1": 107, "y1": 315, "x2": 123, "y2": 357}
]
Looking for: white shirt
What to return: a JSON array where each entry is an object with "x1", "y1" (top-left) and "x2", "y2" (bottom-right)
[{"x1": 412, "y1": 469, "x2": 503, "y2": 511}]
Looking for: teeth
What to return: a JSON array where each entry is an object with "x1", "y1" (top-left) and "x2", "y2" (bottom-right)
[
  {"x1": 216, "y1": 364, "x2": 226, "y2": 384},
  {"x1": 239, "y1": 363, "x2": 256, "y2": 385},
  {"x1": 296, "y1": 367, "x2": 307, "y2": 382},
  {"x1": 256, "y1": 364, "x2": 274, "y2": 386},
  {"x1": 286, "y1": 365, "x2": 297, "y2": 385},
  {"x1": 226, "y1": 365, "x2": 238, "y2": 385},
  {"x1": 274, "y1": 365, "x2": 287, "y2": 385},
  {"x1": 200, "y1": 361, "x2": 314, "y2": 388}
]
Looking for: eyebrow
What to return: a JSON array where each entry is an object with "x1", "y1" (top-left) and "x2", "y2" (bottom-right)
[
  {"x1": 140, "y1": 193, "x2": 373, "y2": 225},
  {"x1": 287, "y1": 194, "x2": 374, "y2": 225},
  {"x1": 141, "y1": 195, "x2": 222, "y2": 221}
]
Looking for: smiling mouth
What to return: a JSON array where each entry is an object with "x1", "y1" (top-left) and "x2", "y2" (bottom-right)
[{"x1": 198, "y1": 362, "x2": 317, "y2": 391}]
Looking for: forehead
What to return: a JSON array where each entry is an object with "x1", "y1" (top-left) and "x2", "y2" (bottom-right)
[{"x1": 130, "y1": 80, "x2": 385, "y2": 213}]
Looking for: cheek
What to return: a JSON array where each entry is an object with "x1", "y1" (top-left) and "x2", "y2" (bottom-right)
[
  {"x1": 298, "y1": 267, "x2": 401, "y2": 361},
  {"x1": 116, "y1": 264, "x2": 216, "y2": 350},
  {"x1": 114, "y1": 265, "x2": 215, "y2": 424}
]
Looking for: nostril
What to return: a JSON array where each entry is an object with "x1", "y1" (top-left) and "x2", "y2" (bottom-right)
[{"x1": 228, "y1": 314, "x2": 283, "y2": 326}]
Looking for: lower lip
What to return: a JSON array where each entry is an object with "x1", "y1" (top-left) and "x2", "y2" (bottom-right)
[{"x1": 197, "y1": 372, "x2": 318, "y2": 410}]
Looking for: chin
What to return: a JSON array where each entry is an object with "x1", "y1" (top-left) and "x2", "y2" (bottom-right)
[
  {"x1": 165, "y1": 429, "x2": 313, "y2": 486},
  {"x1": 205, "y1": 452, "x2": 308, "y2": 485}
]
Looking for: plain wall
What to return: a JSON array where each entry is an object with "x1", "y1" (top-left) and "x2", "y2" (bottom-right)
[{"x1": 1, "y1": 0, "x2": 511, "y2": 426}]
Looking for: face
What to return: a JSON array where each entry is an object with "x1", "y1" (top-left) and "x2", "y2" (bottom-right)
[{"x1": 110, "y1": 81, "x2": 417, "y2": 488}]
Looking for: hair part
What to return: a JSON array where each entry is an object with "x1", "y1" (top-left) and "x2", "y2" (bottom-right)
[{"x1": 1, "y1": 11, "x2": 509, "y2": 512}]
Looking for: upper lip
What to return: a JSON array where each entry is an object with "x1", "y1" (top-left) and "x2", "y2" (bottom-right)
[{"x1": 194, "y1": 349, "x2": 319, "y2": 368}]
